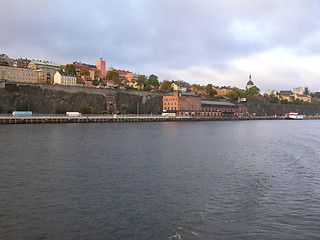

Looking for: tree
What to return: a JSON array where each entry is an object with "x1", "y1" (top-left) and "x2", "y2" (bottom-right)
[
  {"x1": 136, "y1": 75, "x2": 147, "y2": 88},
  {"x1": 226, "y1": 90, "x2": 238, "y2": 101},
  {"x1": 112, "y1": 74, "x2": 122, "y2": 85},
  {"x1": 232, "y1": 87, "x2": 244, "y2": 97},
  {"x1": 148, "y1": 74, "x2": 159, "y2": 87},
  {"x1": 106, "y1": 70, "x2": 119, "y2": 80},
  {"x1": 160, "y1": 80, "x2": 173, "y2": 91},
  {"x1": 205, "y1": 84, "x2": 217, "y2": 96},
  {"x1": 94, "y1": 69, "x2": 101, "y2": 79},
  {"x1": 80, "y1": 68, "x2": 90, "y2": 76},
  {"x1": 269, "y1": 95, "x2": 280, "y2": 104},
  {"x1": 245, "y1": 87, "x2": 260, "y2": 96},
  {"x1": 64, "y1": 64, "x2": 76, "y2": 74},
  {"x1": 191, "y1": 84, "x2": 200, "y2": 93}
]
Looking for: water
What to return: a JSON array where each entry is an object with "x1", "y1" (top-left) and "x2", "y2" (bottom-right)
[{"x1": 1, "y1": 120, "x2": 320, "y2": 240}]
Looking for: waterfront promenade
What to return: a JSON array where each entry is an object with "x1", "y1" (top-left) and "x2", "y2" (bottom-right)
[
  {"x1": 1, "y1": 114, "x2": 319, "y2": 124},
  {"x1": 0, "y1": 114, "x2": 305, "y2": 124}
]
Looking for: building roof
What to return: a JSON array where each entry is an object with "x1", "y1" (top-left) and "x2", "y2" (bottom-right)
[
  {"x1": 57, "y1": 70, "x2": 76, "y2": 77},
  {"x1": 31, "y1": 60, "x2": 60, "y2": 67},
  {"x1": 279, "y1": 90, "x2": 293, "y2": 95},
  {"x1": 201, "y1": 100, "x2": 236, "y2": 107},
  {"x1": 165, "y1": 92, "x2": 200, "y2": 97},
  {"x1": 172, "y1": 80, "x2": 190, "y2": 88},
  {"x1": 246, "y1": 80, "x2": 254, "y2": 85}
]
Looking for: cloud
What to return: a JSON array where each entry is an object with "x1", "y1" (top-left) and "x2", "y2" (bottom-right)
[{"x1": 1, "y1": 0, "x2": 320, "y2": 92}]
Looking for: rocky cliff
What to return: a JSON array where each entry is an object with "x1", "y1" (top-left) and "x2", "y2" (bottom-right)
[
  {"x1": 0, "y1": 83, "x2": 163, "y2": 114},
  {"x1": 246, "y1": 101, "x2": 320, "y2": 116}
]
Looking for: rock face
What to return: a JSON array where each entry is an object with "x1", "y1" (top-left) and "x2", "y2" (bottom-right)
[
  {"x1": 0, "y1": 83, "x2": 163, "y2": 114},
  {"x1": 1, "y1": 83, "x2": 319, "y2": 115},
  {"x1": 246, "y1": 101, "x2": 320, "y2": 116}
]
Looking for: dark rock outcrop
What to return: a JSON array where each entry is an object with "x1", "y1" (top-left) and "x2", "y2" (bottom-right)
[{"x1": 0, "y1": 83, "x2": 163, "y2": 114}]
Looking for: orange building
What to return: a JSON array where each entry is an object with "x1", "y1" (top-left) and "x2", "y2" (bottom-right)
[
  {"x1": 163, "y1": 92, "x2": 202, "y2": 116},
  {"x1": 163, "y1": 92, "x2": 248, "y2": 117},
  {"x1": 96, "y1": 58, "x2": 106, "y2": 79}
]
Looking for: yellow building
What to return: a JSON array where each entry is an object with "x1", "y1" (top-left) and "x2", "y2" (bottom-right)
[
  {"x1": 54, "y1": 71, "x2": 77, "y2": 86},
  {"x1": 0, "y1": 65, "x2": 37, "y2": 83},
  {"x1": 28, "y1": 60, "x2": 60, "y2": 83}
]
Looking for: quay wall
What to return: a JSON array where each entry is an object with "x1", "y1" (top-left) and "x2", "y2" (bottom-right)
[{"x1": 0, "y1": 115, "x2": 318, "y2": 124}]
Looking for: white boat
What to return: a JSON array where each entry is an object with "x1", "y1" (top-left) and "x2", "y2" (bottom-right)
[{"x1": 285, "y1": 112, "x2": 304, "y2": 120}]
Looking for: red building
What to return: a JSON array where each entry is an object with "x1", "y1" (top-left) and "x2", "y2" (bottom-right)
[{"x1": 163, "y1": 92, "x2": 248, "y2": 117}]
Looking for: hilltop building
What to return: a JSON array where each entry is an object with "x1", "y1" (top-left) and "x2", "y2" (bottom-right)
[
  {"x1": 246, "y1": 75, "x2": 260, "y2": 92},
  {"x1": 54, "y1": 70, "x2": 77, "y2": 86},
  {"x1": 96, "y1": 58, "x2": 106, "y2": 79},
  {"x1": 0, "y1": 65, "x2": 37, "y2": 84},
  {"x1": 171, "y1": 80, "x2": 190, "y2": 92},
  {"x1": 27, "y1": 60, "x2": 60, "y2": 84}
]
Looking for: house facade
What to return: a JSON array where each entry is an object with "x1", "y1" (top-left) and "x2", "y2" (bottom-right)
[
  {"x1": 0, "y1": 65, "x2": 37, "y2": 83},
  {"x1": 28, "y1": 60, "x2": 60, "y2": 83},
  {"x1": 54, "y1": 71, "x2": 77, "y2": 86}
]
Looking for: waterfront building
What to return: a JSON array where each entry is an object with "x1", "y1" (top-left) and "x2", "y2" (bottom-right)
[
  {"x1": 54, "y1": 71, "x2": 77, "y2": 86},
  {"x1": 0, "y1": 65, "x2": 37, "y2": 84},
  {"x1": 163, "y1": 92, "x2": 248, "y2": 117},
  {"x1": 96, "y1": 58, "x2": 106, "y2": 79}
]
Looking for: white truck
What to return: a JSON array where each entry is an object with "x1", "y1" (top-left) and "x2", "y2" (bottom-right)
[{"x1": 66, "y1": 112, "x2": 81, "y2": 117}]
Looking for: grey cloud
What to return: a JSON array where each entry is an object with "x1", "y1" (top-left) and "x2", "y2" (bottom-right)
[{"x1": 1, "y1": 0, "x2": 320, "y2": 90}]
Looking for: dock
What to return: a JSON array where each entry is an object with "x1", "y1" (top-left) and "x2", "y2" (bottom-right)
[{"x1": 0, "y1": 114, "x2": 299, "y2": 124}]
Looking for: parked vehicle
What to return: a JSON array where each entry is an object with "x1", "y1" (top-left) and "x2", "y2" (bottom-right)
[
  {"x1": 12, "y1": 111, "x2": 33, "y2": 117},
  {"x1": 66, "y1": 112, "x2": 81, "y2": 117}
]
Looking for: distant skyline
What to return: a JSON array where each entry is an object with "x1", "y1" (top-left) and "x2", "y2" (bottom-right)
[{"x1": 1, "y1": 0, "x2": 319, "y2": 92}]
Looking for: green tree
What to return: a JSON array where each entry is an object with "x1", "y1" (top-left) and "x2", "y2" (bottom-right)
[
  {"x1": 160, "y1": 80, "x2": 173, "y2": 91},
  {"x1": 112, "y1": 74, "x2": 122, "y2": 85},
  {"x1": 232, "y1": 87, "x2": 244, "y2": 97},
  {"x1": 81, "y1": 106, "x2": 93, "y2": 114},
  {"x1": 205, "y1": 84, "x2": 217, "y2": 96},
  {"x1": 191, "y1": 84, "x2": 200, "y2": 93},
  {"x1": 245, "y1": 87, "x2": 260, "y2": 96},
  {"x1": 270, "y1": 95, "x2": 280, "y2": 104},
  {"x1": 136, "y1": 75, "x2": 147, "y2": 88},
  {"x1": 94, "y1": 69, "x2": 101, "y2": 79},
  {"x1": 226, "y1": 90, "x2": 238, "y2": 101},
  {"x1": 106, "y1": 70, "x2": 119, "y2": 80},
  {"x1": 148, "y1": 74, "x2": 159, "y2": 87},
  {"x1": 64, "y1": 64, "x2": 76, "y2": 74}
]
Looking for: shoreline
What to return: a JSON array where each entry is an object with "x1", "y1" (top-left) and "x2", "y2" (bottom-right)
[{"x1": 0, "y1": 115, "x2": 319, "y2": 124}]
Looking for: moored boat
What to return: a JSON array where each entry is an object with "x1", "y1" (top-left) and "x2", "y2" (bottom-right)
[{"x1": 285, "y1": 112, "x2": 304, "y2": 120}]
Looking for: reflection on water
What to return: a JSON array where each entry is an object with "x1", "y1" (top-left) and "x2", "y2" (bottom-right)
[{"x1": 1, "y1": 120, "x2": 320, "y2": 240}]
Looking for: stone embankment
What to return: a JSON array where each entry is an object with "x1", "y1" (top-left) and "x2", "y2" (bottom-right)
[{"x1": 0, "y1": 115, "x2": 319, "y2": 124}]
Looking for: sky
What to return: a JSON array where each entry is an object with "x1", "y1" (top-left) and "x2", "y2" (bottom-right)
[{"x1": 1, "y1": 0, "x2": 319, "y2": 92}]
